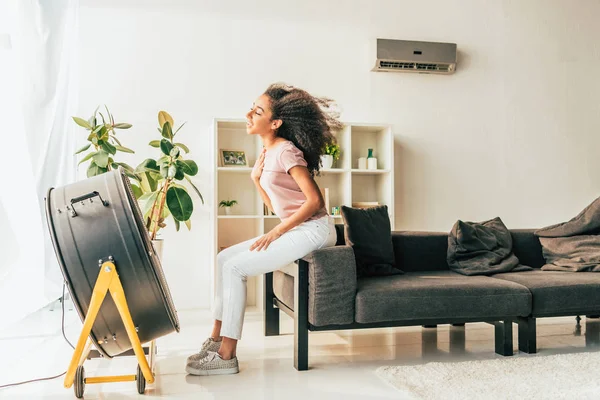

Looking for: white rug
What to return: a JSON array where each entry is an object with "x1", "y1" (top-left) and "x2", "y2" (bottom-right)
[{"x1": 376, "y1": 351, "x2": 600, "y2": 400}]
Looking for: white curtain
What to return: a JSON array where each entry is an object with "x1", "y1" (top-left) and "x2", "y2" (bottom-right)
[{"x1": 0, "y1": 0, "x2": 78, "y2": 330}]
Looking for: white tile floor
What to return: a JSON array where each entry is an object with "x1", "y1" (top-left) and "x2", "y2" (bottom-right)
[{"x1": 1, "y1": 301, "x2": 599, "y2": 399}]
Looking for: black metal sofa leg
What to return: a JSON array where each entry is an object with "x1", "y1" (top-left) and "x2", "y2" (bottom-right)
[
  {"x1": 518, "y1": 316, "x2": 537, "y2": 353},
  {"x1": 294, "y1": 260, "x2": 309, "y2": 371},
  {"x1": 493, "y1": 320, "x2": 513, "y2": 356},
  {"x1": 264, "y1": 272, "x2": 280, "y2": 336}
]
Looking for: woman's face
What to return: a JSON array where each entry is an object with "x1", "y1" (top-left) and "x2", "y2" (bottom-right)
[{"x1": 246, "y1": 94, "x2": 280, "y2": 135}]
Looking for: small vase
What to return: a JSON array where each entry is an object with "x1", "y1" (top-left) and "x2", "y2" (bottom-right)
[
  {"x1": 321, "y1": 154, "x2": 333, "y2": 169},
  {"x1": 367, "y1": 148, "x2": 377, "y2": 170},
  {"x1": 224, "y1": 207, "x2": 232, "y2": 215},
  {"x1": 358, "y1": 157, "x2": 367, "y2": 169}
]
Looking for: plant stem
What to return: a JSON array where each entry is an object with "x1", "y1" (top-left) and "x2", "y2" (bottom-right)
[{"x1": 149, "y1": 179, "x2": 171, "y2": 240}]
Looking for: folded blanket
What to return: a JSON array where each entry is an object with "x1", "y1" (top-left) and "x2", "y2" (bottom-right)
[
  {"x1": 535, "y1": 196, "x2": 600, "y2": 272},
  {"x1": 447, "y1": 217, "x2": 531, "y2": 276}
]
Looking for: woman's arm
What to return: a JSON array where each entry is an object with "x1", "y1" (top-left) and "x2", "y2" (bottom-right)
[
  {"x1": 274, "y1": 166, "x2": 324, "y2": 235},
  {"x1": 250, "y1": 165, "x2": 324, "y2": 251},
  {"x1": 250, "y1": 148, "x2": 274, "y2": 213}
]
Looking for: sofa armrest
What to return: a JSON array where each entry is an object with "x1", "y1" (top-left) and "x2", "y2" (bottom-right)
[{"x1": 301, "y1": 245, "x2": 357, "y2": 326}]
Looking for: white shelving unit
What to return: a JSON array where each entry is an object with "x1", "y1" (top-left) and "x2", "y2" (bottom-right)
[{"x1": 210, "y1": 118, "x2": 394, "y2": 310}]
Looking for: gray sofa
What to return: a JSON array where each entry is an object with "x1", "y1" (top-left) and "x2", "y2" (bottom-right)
[{"x1": 264, "y1": 225, "x2": 600, "y2": 370}]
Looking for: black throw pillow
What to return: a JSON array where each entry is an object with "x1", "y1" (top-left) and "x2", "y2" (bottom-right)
[
  {"x1": 447, "y1": 216, "x2": 532, "y2": 276},
  {"x1": 340, "y1": 205, "x2": 403, "y2": 278}
]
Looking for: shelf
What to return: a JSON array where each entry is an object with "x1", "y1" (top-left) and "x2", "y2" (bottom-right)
[
  {"x1": 351, "y1": 169, "x2": 390, "y2": 175},
  {"x1": 320, "y1": 168, "x2": 348, "y2": 174},
  {"x1": 218, "y1": 167, "x2": 253, "y2": 173}
]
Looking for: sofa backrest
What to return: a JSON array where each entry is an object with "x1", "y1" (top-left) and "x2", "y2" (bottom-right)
[{"x1": 334, "y1": 224, "x2": 546, "y2": 272}]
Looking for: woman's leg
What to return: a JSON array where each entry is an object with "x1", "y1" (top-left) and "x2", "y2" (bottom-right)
[{"x1": 217, "y1": 217, "x2": 335, "y2": 359}]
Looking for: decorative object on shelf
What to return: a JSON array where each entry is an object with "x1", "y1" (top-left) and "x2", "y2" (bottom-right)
[
  {"x1": 321, "y1": 142, "x2": 340, "y2": 170},
  {"x1": 352, "y1": 201, "x2": 380, "y2": 210},
  {"x1": 367, "y1": 148, "x2": 378, "y2": 170},
  {"x1": 219, "y1": 199, "x2": 238, "y2": 215},
  {"x1": 72, "y1": 105, "x2": 134, "y2": 178},
  {"x1": 133, "y1": 111, "x2": 203, "y2": 240},
  {"x1": 220, "y1": 149, "x2": 248, "y2": 167},
  {"x1": 358, "y1": 157, "x2": 367, "y2": 169},
  {"x1": 331, "y1": 206, "x2": 341, "y2": 216}
]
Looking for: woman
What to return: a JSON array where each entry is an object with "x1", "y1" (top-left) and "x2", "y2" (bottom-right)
[{"x1": 186, "y1": 83, "x2": 342, "y2": 376}]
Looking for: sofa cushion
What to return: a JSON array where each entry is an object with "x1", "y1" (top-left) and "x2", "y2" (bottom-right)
[
  {"x1": 273, "y1": 270, "x2": 294, "y2": 310},
  {"x1": 341, "y1": 205, "x2": 403, "y2": 278},
  {"x1": 355, "y1": 270, "x2": 531, "y2": 324},
  {"x1": 492, "y1": 270, "x2": 600, "y2": 316},
  {"x1": 447, "y1": 217, "x2": 531, "y2": 276}
]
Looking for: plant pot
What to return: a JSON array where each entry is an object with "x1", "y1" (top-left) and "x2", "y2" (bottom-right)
[
  {"x1": 151, "y1": 239, "x2": 164, "y2": 261},
  {"x1": 224, "y1": 207, "x2": 232, "y2": 215},
  {"x1": 321, "y1": 155, "x2": 333, "y2": 170}
]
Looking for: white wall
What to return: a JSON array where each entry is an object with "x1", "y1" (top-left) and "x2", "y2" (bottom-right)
[{"x1": 78, "y1": 0, "x2": 600, "y2": 310}]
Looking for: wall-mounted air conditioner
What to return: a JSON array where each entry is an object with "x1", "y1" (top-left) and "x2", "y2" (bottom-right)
[{"x1": 372, "y1": 38, "x2": 457, "y2": 75}]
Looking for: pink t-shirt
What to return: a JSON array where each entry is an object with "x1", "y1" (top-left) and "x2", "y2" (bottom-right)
[{"x1": 259, "y1": 140, "x2": 327, "y2": 221}]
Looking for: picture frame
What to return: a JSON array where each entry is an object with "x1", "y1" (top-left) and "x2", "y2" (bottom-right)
[{"x1": 220, "y1": 149, "x2": 248, "y2": 167}]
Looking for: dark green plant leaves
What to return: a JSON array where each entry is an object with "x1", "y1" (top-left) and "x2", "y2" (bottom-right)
[
  {"x1": 172, "y1": 214, "x2": 180, "y2": 232},
  {"x1": 135, "y1": 158, "x2": 160, "y2": 173},
  {"x1": 101, "y1": 141, "x2": 117, "y2": 155},
  {"x1": 130, "y1": 183, "x2": 143, "y2": 199},
  {"x1": 174, "y1": 166, "x2": 184, "y2": 180},
  {"x1": 161, "y1": 122, "x2": 173, "y2": 140},
  {"x1": 166, "y1": 186, "x2": 193, "y2": 221},
  {"x1": 75, "y1": 144, "x2": 91, "y2": 154},
  {"x1": 73, "y1": 117, "x2": 92, "y2": 130},
  {"x1": 160, "y1": 139, "x2": 173, "y2": 155},
  {"x1": 176, "y1": 160, "x2": 198, "y2": 176}
]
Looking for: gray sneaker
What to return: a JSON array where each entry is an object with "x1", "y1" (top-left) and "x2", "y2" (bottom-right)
[
  {"x1": 186, "y1": 338, "x2": 222, "y2": 363},
  {"x1": 185, "y1": 351, "x2": 239, "y2": 376}
]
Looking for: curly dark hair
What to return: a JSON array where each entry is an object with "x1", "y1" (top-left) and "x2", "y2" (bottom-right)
[{"x1": 263, "y1": 83, "x2": 343, "y2": 176}]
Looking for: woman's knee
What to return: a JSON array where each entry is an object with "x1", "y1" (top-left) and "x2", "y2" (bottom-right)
[{"x1": 222, "y1": 261, "x2": 248, "y2": 282}]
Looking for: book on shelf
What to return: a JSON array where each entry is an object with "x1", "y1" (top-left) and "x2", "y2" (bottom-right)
[
  {"x1": 352, "y1": 201, "x2": 380, "y2": 209},
  {"x1": 263, "y1": 203, "x2": 276, "y2": 216}
]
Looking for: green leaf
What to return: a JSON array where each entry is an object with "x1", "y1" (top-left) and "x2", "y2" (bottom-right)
[
  {"x1": 135, "y1": 158, "x2": 160, "y2": 174},
  {"x1": 184, "y1": 218, "x2": 191, "y2": 231},
  {"x1": 130, "y1": 183, "x2": 143, "y2": 199},
  {"x1": 139, "y1": 171, "x2": 158, "y2": 193},
  {"x1": 185, "y1": 176, "x2": 204, "y2": 204},
  {"x1": 115, "y1": 145, "x2": 134, "y2": 153},
  {"x1": 93, "y1": 150, "x2": 109, "y2": 168},
  {"x1": 139, "y1": 191, "x2": 159, "y2": 218},
  {"x1": 160, "y1": 139, "x2": 173, "y2": 156},
  {"x1": 98, "y1": 126, "x2": 108, "y2": 141},
  {"x1": 87, "y1": 161, "x2": 107, "y2": 177},
  {"x1": 105, "y1": 105, "x2": 114, "y2": 126},
  {"x1": 98, "y1": 112, "x2": 106, "y2": 125},
  {"x1": 174, "y1": 142, "x2": 190, "y2": 153},
  {"x1": 112, "y1": 161, "x2": 135, "y2": 173},
  {"x1": 78, "y1": 151, "x2": 97, "y2": 166},
  {"x1": 172, "y1": 214, "x2": 180, "y2": 232},
  {"x1": 166, "y1": 186, "x2": 193, "y2": 221},
  {"x1": 157, "y1": 156, "x2": 170, "y2": 167},
  {"x1": 174, "y1": 166, "x2": 184, "y2": 180},
  {"x1": 173, "y1": 121, "x2": 187, "y2": 136},
  {"x1": 113, "y1": 123, "x2": 132, "y2": 129},
  {"x1": 161, "y1": 122, "x2": 173, "y2": 140},
  {"x1": 109, "y1": 135, "x2": 122, "y2": 146},
  {"x1": 75, "y1": 144, "x2": 91, "y2": 154},
  {"x1": 73, "y1": 117, "x2": 92, "y2": 130},
  {"x1": 176, "y1": 160, "x2": 198, "y2": 176},
  {"x1": 92, "y1": 124, "x2": 104, "y2": 134},
  {"x1": 149, "y1": 140, "x2": 161, "y2": 148},
  {"x1": 101, "y1": 141, "x2": 117, "y2": 155},
  {"x1": 157, "y1": 127, "x2": 162, "y2": 134}
]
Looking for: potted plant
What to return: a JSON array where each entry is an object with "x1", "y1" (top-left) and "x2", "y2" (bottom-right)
[
  {"x1": 73, "y1": 105, "x2": 134, "y2": 177},
  {"x1": 321, "y1": 142, "x2": 340, "y2": 170},
  {"x1": 131, "y1": 111, "x2": 204, "y2": 256},
  {"x1": 219, "y1": 200, "x2": 238, "y2": 215}
]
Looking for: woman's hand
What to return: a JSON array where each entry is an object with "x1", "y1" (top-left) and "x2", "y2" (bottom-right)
[
  {"x1": 251, "y1": 148, "x2": 266, "y2": 182},
  {"x1": 250, "y1": 228, "x2": 282, "y2": 251}
]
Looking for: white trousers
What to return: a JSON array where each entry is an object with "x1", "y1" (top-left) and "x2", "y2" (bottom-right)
[{"x1": 212, "y1": 215, "x2": 337, "y2": 340}]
